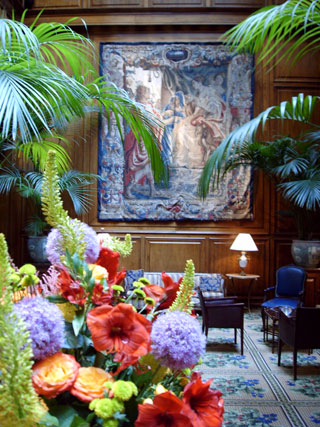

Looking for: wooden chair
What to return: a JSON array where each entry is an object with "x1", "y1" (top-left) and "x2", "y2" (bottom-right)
[
  {"x1": 198, "y1": 290, "x2": 244, "y2": 355},
  {"x1": 278, "y1": 307, "x2": 320, "y2": 380},
  {"x1": 261, "y1": 265, "x2": 306, "y2": 341}
]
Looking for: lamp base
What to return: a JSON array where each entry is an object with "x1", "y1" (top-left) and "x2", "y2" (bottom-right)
[{"x1": 239, "y1": 269, "x2": 247, "y2": 276}]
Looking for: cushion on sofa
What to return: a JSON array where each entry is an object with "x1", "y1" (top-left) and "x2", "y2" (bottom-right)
[
  {"x1": 198, "y1": 274, "x2": 224, "y2": 299},
  {"x1": 124, "y1": 269, "x2": 144, "y2": 291}
]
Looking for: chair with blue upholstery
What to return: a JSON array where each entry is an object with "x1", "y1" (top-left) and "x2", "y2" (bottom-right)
[{"x1": 261, "y1": 265, "x2": 306, "y2": 343}]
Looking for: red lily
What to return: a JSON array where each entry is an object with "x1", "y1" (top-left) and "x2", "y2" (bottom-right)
[
  {"x1": 158, "y1": 272, "x2": 182, "y2": 310},
  {"x1": 96, "y1": 246, "x2": 127, "y2": 285},
  {"x1": 135, "y1": 392, "x2": 193, "y2": 427},
  {"x1": 58, "y1": 269, "x2": 88, "y2": 306},
  {"x1": 182, "y1": 372, "x2": 224, "y2": 427}
]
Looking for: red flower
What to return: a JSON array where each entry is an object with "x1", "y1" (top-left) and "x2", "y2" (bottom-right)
[
  {"x1": 182, "y1": 372, "x2": 224, "y2": 427},
  {"x1": 158, "y1": 272, "x2": 182, "y2": 310},
  {"x1": 58, "y1": 269, "x2": 88, "y2": 306},
  {"x1": 91, "y1": 282, "x2": 113, "y2": 306},
  {"x1": 143, "y1": 284, "x2": 165, "y2": 311},
  {"x1": 96, "y1": 246, "x2": 126, "y2": 285},
  {"x1": 135, "y1": 392, "x2": 193, "y2": 427},
  {"x1": 87, "y1": 303, "x2": 152, "y2": 372}
]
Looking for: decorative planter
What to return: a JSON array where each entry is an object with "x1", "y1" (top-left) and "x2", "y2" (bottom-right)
[
  {"x1": 27, "y1": 235, "x2": 48, "y2": 263},
  {"x1": 291, "y1": 240, "x2": 320, "y2": 268}
]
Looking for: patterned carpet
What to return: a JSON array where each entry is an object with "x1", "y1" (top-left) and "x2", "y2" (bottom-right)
[{"x1": 198, "y1": 311, "x2": 320, "y2": 426}]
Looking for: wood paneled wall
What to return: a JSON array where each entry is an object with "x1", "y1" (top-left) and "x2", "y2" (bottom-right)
[{"x1": 2, "y1": 1, "x2": 320, "y2": 304}]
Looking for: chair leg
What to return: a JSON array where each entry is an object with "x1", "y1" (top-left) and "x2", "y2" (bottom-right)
[
  {"x1": 205, "y1": 325, "x2": 208, "y2": 337},
  {"x1": 293, "y1": 348, "x2": 297, "y2": 381},
  {"x1": 272, "y1": 319, "x2": 276, "y2": 354},
  {"x1": 234, "y1": 328, "x2": 237, "y2": 344},
  {"x1": 278, "y1": 339, "x2": 282, "y2": 366},
  {"x1": 261, "y1": 308, "x2": 265, "y2": 339},
  {"x1": 240, "y1": 327, "x2": 243, "y2": 355}
]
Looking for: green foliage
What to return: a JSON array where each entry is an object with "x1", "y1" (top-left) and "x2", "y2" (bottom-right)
[
  {"x1": 0, "y1": 234, "x2": 46, "y2": 426},
  {"x1": 0, "y1": 13, "x2": 167, "y2": 186},
  {"x1": 101, "y1": 233, "x2": 133, "y2": 258},
  {"x1": 199, "y1": 94, "x2": 320, "y2": 236},
  {"x1": 41, "y1": 150, "x2": 86, "y2": 259},
  {"x1": 223, "y1": 0, "x2": 320, "y2": 69},
  {"x1": 169, "y1": 259, "x2": 195, "y2": 314}
]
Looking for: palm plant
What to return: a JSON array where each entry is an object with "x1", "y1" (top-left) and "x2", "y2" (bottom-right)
[
  {"x1": 199, "y1": 0, "x2": 320, "y2": 239},
  {"x1": 0, "y1": 11, "x2": 166, "y2": 182}
]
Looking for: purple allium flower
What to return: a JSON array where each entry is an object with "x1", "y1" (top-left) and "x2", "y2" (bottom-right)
[
  {"x1": 46, "y1": 221, "x2": 100, "y2": 266},
  {"x1": 151, "y1": 311, "x2": 206, "y2": 370},
  {"x1": 14, "y1": 297, "x2": 65, "y2": 360}
]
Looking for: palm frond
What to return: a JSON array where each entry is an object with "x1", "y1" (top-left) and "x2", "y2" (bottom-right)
[
  {"x1": 198, "y1": 93, "x2": 319, "y2": 198},
  {"x1": 223, "y1": 0, "x2": 320, "y2": 68},
  {"x1": 0, "y1": 165, "x2": 22, "y2": 194},
  {"x1": 279, "y1": 175, "x2": 320, "y2": 210},
  {"x1": 89, "y1": 79, "x2": 168, "y2": 185}
]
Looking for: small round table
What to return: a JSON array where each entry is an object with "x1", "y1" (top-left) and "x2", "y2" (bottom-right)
[{"x1": 226, "y1": 273, "x2": 260, "y2": 313}]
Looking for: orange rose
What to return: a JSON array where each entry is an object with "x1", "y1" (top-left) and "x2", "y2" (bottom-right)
[
  {"x1": 88, "y1": 264, "x2": 109, "y2": 281},
  {"x1": 70, "y1": 366, "x2": 113, "y2": 402},
  {"x1": 32, "y1": 352, "x2": 80, "y2": 399}
]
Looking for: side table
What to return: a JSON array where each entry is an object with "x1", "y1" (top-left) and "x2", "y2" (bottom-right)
[{"x1": 226, "y1": 273, "x2": 260, "y2": 313}]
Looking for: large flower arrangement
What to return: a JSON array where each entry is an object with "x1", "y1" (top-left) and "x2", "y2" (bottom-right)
[{"x1": 0, "y1": 151, "x2": 224, "y2": 427}]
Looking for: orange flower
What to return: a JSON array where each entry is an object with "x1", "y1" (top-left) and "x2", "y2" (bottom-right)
[
  {"x1": 96, "y1": 246, "x2": 126, "y2": 285},
  {"x1": 89, "y1": 264, "x2": 109, "y2": 281},
  {"x1": 32, "y1": 352, "x2": 80, "y2": 399},
  {"x1": 143, "y1": 284, "x2": 165, "y2": 311},
  {"x1": 135, "y1": 392, "x2": 193, "y2": 427},
  {"x1": 70, "y1": 367, "x2": 113, "y2": 402},
  {"x1": 87, "y1": 303, "x2": 152, "y2": 372},
  {"x1": 181, "y1": 372, "x2": 224, "y2": 427}
]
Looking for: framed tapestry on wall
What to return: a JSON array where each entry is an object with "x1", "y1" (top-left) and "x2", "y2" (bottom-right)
[{"x1": 98, "y1": 42, "x2": 254, "y2": 221}]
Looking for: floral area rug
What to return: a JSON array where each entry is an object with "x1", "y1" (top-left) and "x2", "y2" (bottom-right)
[{"x1": 198, "y1": 311, "x2": 320, "y2": 426}]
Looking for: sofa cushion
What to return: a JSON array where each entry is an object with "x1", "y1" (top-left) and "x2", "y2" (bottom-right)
[
  {"x1": 124, "y1": 269, "x2": 144, "y2": 291},
  {"x1": 199, "y1": 274, "x2": 224, "y2": 299}
]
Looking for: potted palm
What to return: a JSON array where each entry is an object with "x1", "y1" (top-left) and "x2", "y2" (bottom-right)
[
  {"x1": 199, "y1": 0, "x2": 320, "y2": 267},
  {"x1": 0, "y1": 12, "x2": 167, "y2": 260},
  {"x1": 0, "y1": 152, "x2": 99, "y2": 262}
]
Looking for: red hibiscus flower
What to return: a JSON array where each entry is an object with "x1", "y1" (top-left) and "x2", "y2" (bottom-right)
[
  {"x1": 158, "y1": 272, "x2": 182, "y2": 310},
  {"x1": 182, "y1": 372, "x2": 224, "y2": 427},
  {"x1": 96, "y1": 246, "x2": 126, "y2": 285},
  {"x1": 58, "y1": 269, "x2": 88, "y2": 306},
  {"x1": 135, "y1": 392, "x2": 193, "y2": 427},
  {"x1": 87, "y1": 303, "x2": 152, "y2": 372}
]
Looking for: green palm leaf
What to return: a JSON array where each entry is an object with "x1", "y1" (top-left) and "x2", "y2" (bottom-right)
[
  {"x1": 279, "y1": 176, "x2": 320, "y2": 210},
  {"x1": 223, "y1": 0, "x2": 320, "y2": 68},
  {"x1": 198, "y1": 94, "x2": 320, "y2": 198}
]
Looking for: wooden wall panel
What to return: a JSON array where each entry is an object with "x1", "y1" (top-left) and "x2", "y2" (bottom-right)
[
  {"x1": 90, "y1": 0, "x2": 142, "y2": 6},
  {"x1": 145, "y1": 236, "x2": 206, "y2": 272},
  {"x1": 33, "y1": 0, "x2": 82, "y2": 7}
]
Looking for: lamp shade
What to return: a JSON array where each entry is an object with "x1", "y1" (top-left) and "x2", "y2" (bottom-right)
[{"x1": 230, "y1": 233, "x2": 258, "y2": 252}]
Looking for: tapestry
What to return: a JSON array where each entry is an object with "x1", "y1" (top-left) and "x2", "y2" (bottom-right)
[{"x1": 98, "y1": 42, "x2": 254, "y2": 221}]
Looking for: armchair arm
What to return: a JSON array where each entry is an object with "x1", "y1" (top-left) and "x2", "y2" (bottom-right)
[{"x1": 263, "y1": 286, "x2": 275, "y2": 301}]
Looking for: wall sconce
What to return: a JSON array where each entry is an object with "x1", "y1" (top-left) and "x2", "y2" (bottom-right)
[{"x1": 230, "y1": 233, "x2": 258, "y2": 275}]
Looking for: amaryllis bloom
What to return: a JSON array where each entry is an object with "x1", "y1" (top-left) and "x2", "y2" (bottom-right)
[
  {"x1": 87, "y1": 303, "x2": 152, "y2": 372},
  {"x1": 32, "y1": 352, "x2": 80, "y2": 398},
  {"x1": 135, "y1": 392, "x2": 193, "y2": 427},
  {"x1": 14, "y1": 297, "x2": 65, "y2": 360},
  {"x1": 58, "y1": 269, "x2": 88, "y2": 306},
  {"x1": 143, "y1": 284, "x2": 165, "y2": 311},
  {"x1": 158, "y1": 272, "x2": 182, "y2": 310},
  {"x1": 95, "y1": 246, "x2": 126, "y2": 285},
  {"x1": 182, "y1": 372, "x2": 224, "y2": 427},
  {"x1": 151, "y1": 311, "x2": 206, "y2": 370},
  {"x1": 70, "y1": 367, "x2": 113, "y2": 402},
  {"x1": 46, "y1": 222, "x2": 100, "y2": 266}
]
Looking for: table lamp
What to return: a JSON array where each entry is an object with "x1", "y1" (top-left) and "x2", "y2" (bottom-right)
[{"x1": 230, "y1": 233, "x2": 258, "y2": 275}]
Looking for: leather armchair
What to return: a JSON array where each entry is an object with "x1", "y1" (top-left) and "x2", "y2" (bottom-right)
[
  {"x1": 278, "y1": 307, "x2": 320, "y2": 380},
  {"x1": 198, "y1": 290, "x2": 244, "y2": 355}
]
